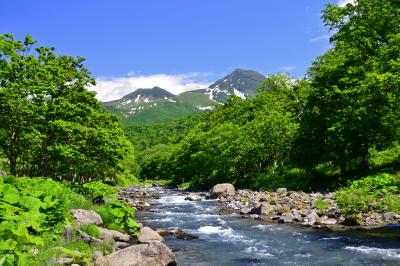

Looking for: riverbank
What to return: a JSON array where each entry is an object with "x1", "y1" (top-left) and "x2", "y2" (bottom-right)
[
  {"x1": 213, "y1": 183, "x2": 400, "y2": 229},
  {"x1": 126, "y1": 185, "x2": 400, "y2": 265},
  {"x1": 120, "y1": 183, "x2": 400, "y2": 231}
]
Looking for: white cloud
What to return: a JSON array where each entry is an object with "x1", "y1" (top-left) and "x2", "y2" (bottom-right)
[
  {"x1": 338, "y1": 0, "x2": 355, "y2": 7},
  {"x1": 279, "y1": 66, "x2": 295, "y2": 72},
  {"x1": 90, "y1": 72, "x2": 211, "y2": 102},
  {"x1": 310, "y1": 34, "x2": 330, "y2": 43}
]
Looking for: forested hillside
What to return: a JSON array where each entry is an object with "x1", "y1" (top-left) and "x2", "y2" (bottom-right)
[{"x1": 133, "y1": 0, "x2": 400, "y2": 194}]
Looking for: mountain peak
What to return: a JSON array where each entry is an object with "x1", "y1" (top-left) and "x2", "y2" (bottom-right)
[{"x1": 205, "y1": 69, "x2": 265, "y2": 102}]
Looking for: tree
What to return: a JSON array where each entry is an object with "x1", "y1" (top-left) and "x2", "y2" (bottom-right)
[
  {"x1": 0, "y1": 34, "x2": 134, "y2": 182},
  {"x1": 169, "y1": 74, "x2": 309, "y2": 188},
  {"x1": 295, "y1": 0, "x2": 400, "y2": 174}
]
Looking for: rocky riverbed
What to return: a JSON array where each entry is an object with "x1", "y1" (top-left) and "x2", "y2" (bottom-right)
[
  {"x1": 125, "y1": 184, "x2": 400, "y2": 265},
  {"x1": 209, "y1": 183, "x2": 400, "y2": 228}
]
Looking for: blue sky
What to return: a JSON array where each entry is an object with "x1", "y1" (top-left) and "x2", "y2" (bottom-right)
[{"x1": 1, "y1": 0, "x2": 352, "y2": 100}]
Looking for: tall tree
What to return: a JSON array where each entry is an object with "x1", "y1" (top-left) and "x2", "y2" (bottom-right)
[
  {"x1": 295, "y1": 0, "x2": 400, "y2": 174},
  {"x1": 0, "y1": 34, "x2": 134, "y2": 182}
]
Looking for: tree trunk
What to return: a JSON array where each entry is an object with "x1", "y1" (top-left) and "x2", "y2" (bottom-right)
[
  {"x1": 361, "y1": 143, "x2": 369, "y2": 171},
  {"x1": 10, "y1": 156, "x2": 16, "y2": 176}
]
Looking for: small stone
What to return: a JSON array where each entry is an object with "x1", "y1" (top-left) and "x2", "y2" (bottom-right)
[
  {"x1": 303, "y1": 212, "x2": 319, "y2": 226},
  {"x1": 277, "y1": 188, "x2": 287, "y2": 194},
  {"x1": 92, "y1": 251, "x2": 103, "y2": 261},
  {"x1": 240, "y1": 207, "x2": 252, "y2": 215},
  {"x1": 51, "y1": 257, "x2": 74, "y2": 265},
  {"x1": 77, "y1": 230, "x2": 104, "y2": 245},
  {"x1": 278, "y1": 213, "x2": 297, "y2": 223},
  {"x1": 319, "y1": 217, "x2": 337, "y2": 225},
  {"x1": 249, "y1": 214, "x2": 261, "y2": 219},
  {"x1": 260, "y1": 202, "x2": 274, "y2": 215},
  {"x1": 61, "y1": 226, "x2": 73, "y2": 243},
  {"x1": 384, "y1": 212, "x2": 397, "y2": 222}
]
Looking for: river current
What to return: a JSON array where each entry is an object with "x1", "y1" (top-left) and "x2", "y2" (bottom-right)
[{"x1": 137, "y1": 189, "x2": 400, "y2": 266}]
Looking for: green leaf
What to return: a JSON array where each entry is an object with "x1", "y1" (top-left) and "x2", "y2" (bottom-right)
[
  {"x1": 0, "y1": 239, "x2": 17, "y2": 251},
  {"x1": 2, "y1": 185, "x2": 20, "y2": 204}
]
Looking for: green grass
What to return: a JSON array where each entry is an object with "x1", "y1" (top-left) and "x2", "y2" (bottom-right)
[
  {"x1": 314, "y1": 199, "x2": 329, "y2": 214},
  {"x1": 80, "y1": 224, "x2": 100, "y2": 238},
  {"x1": 33, "y1": 233, "x2": 95, "y2": 266}
]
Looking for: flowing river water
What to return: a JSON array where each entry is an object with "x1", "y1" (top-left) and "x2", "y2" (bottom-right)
[{"x1": 136, "y1": 188, "x2": 400, "y2": 266}]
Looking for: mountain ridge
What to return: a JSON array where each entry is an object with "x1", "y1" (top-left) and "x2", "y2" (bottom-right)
[{"x1": 102, "y1": 69, "x2": 266, "y2": 123}]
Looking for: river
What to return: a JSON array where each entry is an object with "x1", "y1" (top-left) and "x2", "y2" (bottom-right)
[{"x1": 136, "y1": 188, "x2": 400, "y2": 266}]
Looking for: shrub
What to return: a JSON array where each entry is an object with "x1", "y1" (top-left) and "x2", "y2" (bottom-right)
[
  {"x1": 254, "y1": 168, "x2": 309, "y2": 191},
  {"x1": 314, "y1": 199, "x2": 329, "y2": 214},
  {"x1": 0, "y1": 176, "x2": 94, "y2": 264},
  {"x1": 335, "y1": 174, "x2": 400, "y2": 215},
  {"x1": 81, "y1": 181, "x2": 118, "y2": 200},
  {"x1": 94, "y1": 200, "x2": 139, "y2": 234}
]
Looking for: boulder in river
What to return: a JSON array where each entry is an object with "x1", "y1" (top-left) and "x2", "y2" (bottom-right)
[
  {"x1": 157, "y1": 228, "x2": 199, "y2": 240},
  {"x1": 210, "y1": 183, "x2": 235, "y2": 198},
  {"x1": 185, "y1": 193, "x2": 203, "y2": 201},
  {"x1": 139, "y1": 226, "x2": 164, "y2": 243},
  {"x1": 96, "y1": 241, "x2": 175, "y2": 266},
  {"x1": 240, "y1": 207, "x2": 252, "y2": 215}
]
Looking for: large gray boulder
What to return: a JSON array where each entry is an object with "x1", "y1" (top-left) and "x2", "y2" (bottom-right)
[
  {"x1": 70, "y1": 209, "x2": 102, "y2": 226},
  {"x1": 210, "y1": 183, "x2": 235, "y2": 198},
  {"x1": 138, "y1": 226, "x2": 164, "y2": 243},
  {"x1": 96, "y1": 241, "x2": 175, "y2": 266}
]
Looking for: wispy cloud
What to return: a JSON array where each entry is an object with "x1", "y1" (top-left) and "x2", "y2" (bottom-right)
[
  {"x1": 91, "y1": 72, "x2": 211, "y2": 102},
  {"x1": 279, "y1": 66, "x2": 295, "y2": 72},
  {"x1": 310, "y1": 34, "x2": 330, "y2": 43},
  {"x1": 338, "y1": 0, "x2": 355, "y2": 7}
]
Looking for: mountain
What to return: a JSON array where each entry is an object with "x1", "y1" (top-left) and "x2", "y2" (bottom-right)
[
  {"x1": 203, "y1": 68, "x2": 266, "y2": 102},
  {"x1": 102, "y1": 69, "x2": 265, "y2": 123},
  {"x1": 102, "y1": 86, "x2": 215, "y2": 123}
]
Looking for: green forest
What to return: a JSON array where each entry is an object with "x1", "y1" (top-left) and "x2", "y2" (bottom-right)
[
  {"x1": 0, "y1": 0, "x2": 399, "y2": 264},
  {"x1": 136, "y1": 0, "x2": 399, "y2": 190}
]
